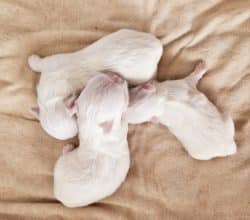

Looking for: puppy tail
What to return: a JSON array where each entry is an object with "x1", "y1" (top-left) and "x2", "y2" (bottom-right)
[
  {"x1": 28, "y1": 54, "x2": 43, "y2": 72},
  {"x1": 223, "y1": 113, "x2": 237, "y2": 155},
  {"x1": 187, "y1": 61, "x2": 207, "y2": 86}
]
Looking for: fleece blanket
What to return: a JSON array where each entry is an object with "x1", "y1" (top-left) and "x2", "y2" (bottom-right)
[{"x1": 0, "y1": 0, "x2": 249, "y2": 219}]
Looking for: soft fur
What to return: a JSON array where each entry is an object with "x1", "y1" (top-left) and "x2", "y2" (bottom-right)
[
  {"x1": 126, "y1": 61, "x2": 237, "y2": 160},
  {"x1": 54, "y1": 73, "x2": 130, "y2": 207},
  {"x1": 28, "y1": 29, "x2": 163, "y2": 140}
]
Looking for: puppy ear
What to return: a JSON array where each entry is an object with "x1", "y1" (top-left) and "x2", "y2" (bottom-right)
[
  {"x1": 142, "y1": 82, "x2": 156, "y2": 93},
  {"x1": 65, "y1": 94, "x2": 78, "y2": 117},
  {"x1": 30, "y1": 106, "x2": 40, "y2": 120},
  {"x1": 99, "y1": 120, "x2": 113, "y2": 134}
]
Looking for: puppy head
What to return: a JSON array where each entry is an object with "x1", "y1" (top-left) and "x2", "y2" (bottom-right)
[
  {"x1": 125, "y1": 81, "x2": 160, "y2": 124},
  {"x1": 31, "y1": 100, "x2": 78, "y2": 140},
  {"x1": 76, "y1": 73, "x2": 129, "y2": 136}
]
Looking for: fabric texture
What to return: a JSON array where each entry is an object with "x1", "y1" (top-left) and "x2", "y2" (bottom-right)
[{"x1": 0, "y1": 0, "x2": 249, "y2": 219}]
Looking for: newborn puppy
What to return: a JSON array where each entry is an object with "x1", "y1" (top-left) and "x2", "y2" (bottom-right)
[
  {"x1": 126, "y1": 61, "x2": 237, "y2": 160},
  {"x1": 29, "y1": 29, "x2": 163, "y2": 140},
  {"x1": 54, "y1": 73, "x2": 130, "y2": 207}
]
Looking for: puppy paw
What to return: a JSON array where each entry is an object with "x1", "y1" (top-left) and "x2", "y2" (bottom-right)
[
  {"x1": 62, "y1": 144, "x2": 75, "y2": 154},
  {"x1": 28, "y1": 55, "x2": 42, "y2": 72}
]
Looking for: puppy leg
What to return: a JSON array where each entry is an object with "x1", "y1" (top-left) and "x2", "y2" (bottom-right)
[{"x1": 28, "y1": 55, "x2": 43, "y2": 72}]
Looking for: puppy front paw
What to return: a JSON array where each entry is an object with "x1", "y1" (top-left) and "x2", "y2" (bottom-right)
[{"x1": 62, "y1": 144, "x2": 75, "y2": 154}]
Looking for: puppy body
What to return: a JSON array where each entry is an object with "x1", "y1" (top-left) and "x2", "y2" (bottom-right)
[
  {"x1": 126, "y1": 62, "x2": 237, "y2": 160},
  {"x1": 54, "y1": 73, "x2": 130, "y2": 207},
  {"x1": 29, "y1": 29, "x2": 163, "y2": 140}
]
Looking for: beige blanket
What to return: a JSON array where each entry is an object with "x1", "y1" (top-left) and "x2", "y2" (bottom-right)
[{"x1": 0, "y1": 0, "x2": 249, "y2": 219}]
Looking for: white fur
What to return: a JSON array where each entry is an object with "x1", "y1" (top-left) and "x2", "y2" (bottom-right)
[
  {"x1": 54, "y1": 73, "x2": 130, "y2": 207},
  {"x1": 126, "y1": 61, "x2": 237, "y2": 160},
  {"x1": 29, "y1": 29, "x2": 163, "y2": 140}
]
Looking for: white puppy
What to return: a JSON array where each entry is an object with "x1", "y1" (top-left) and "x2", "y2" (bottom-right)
[
  {"x1": 29, "y1": 29, "x2": 163, "y2": 140},
  {"x1": 126, "y1": 61, "x2": 237, "y2": 160},
  {"x1": 54, "y1": 73, "x2": 130, "y2": 207}
]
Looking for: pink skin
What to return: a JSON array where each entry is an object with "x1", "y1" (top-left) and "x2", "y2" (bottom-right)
[
  {"x1": 99, "y1": 120, "x2": 114, "y2": 134},
  {"x1": 62, "y1": 144, "x2": 75, "y2": 155}
]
